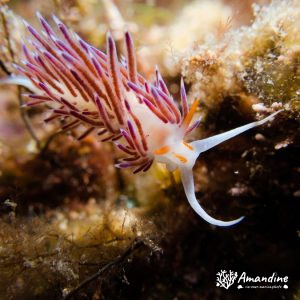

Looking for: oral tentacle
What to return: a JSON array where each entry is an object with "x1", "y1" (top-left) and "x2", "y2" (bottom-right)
[
  {"x1": 180, "y1": 167, "x2": 244, "y2": 227},
  {"x1": 191, "y1": 110, "x2": 283, "y2": 154}
]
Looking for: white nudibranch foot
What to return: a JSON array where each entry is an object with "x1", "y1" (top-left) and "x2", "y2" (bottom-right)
[{"x1": 179, "y1": 110, "x2": 283, "y2": 227}]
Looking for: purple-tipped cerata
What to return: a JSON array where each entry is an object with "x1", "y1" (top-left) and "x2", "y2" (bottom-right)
[{"x1": 1, "y1": 13, "x2": 282, "y2": 227}]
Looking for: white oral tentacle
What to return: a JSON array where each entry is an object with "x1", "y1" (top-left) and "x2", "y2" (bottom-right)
[
  {"x1": 191, "y1": 110, "x2": 283, "y2": 154},
  {"x1": 180, "y1": 167, "x2": 244, "y2": 227},
  {"x1": 181, "y1": 110, "x2": 282, "y2": 226}
]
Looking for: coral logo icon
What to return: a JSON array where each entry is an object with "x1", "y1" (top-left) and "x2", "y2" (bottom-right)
[{"x1": 216, "y1": 270, "x2": 238, "y2": 289}]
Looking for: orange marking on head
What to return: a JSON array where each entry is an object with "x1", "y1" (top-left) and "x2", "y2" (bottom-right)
[
  {"x1": 154, "y1": 145, "x2": 170, "y2": 155},
  {"x1": 172, "y1": 152, "x2": 188, "y2": 163},
  {"x1": 181, "y1": 99, "x2": 199, "y2": 128},
  {"x1": 182, "y1": 141, "x2": 194, "y2": 150}
]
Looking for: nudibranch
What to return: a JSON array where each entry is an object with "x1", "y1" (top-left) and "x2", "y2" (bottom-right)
[{"x1": 1, "y1": 13, "x2": 282, "y2": 227}]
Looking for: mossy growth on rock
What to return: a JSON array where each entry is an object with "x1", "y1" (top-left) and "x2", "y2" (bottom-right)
[{"x1": 182, "y1": 0, "x2": 300, "y2": 121}]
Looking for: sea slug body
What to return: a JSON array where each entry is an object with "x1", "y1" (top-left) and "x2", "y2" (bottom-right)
[{"x1": 1, "y1": 13, "x2": 282, "y2": 227}]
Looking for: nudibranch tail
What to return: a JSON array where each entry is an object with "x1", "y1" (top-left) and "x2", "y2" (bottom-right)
[
  {"x1": 180, "y1": 167, "x2": 244, "y2": 226},
  {"x1": 0, "y1": 75, "x2": 39, "y2": 93}
]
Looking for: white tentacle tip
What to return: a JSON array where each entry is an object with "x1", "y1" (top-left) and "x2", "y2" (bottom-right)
[
  {"x1": 209, "y1": 215, "x2": 245, "y2": 227},
  {"x1": 52, "y1": 14, "x2": 62, "y2": 26},
  {"x1": 36, "y1": 11, "x2": 42, "y2": 20},
  {"x1": 22, "y1": 19, "x2": 30, "y2": 28}
]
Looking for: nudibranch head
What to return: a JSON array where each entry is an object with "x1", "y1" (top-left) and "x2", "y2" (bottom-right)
[
  {"x1": 2, "y1": 13, "x2": 281, "y2": 227},
  {"x1": 152, "y1": 98, "x2": 201, "y2": 170}
]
